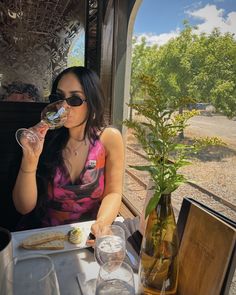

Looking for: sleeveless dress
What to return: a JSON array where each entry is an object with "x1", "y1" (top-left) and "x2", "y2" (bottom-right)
[{"x1": 41, "y1": 138, "x2": 105, "y2": 226}]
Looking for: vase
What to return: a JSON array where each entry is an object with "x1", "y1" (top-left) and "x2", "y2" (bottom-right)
[{"x1": 138, "y1": 194, "x2": 179, "y2": 295}]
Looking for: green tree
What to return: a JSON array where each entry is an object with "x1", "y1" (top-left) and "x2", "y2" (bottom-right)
[
  {"x1": 190, "y1": 29, "x2": 236, "y2": 117},
  {"x1": 130, "y1": 37, "x2": 159, "y2": 120},
  {"x1": 67, "y1": 55, "x2": 84, "y2": 67},
  {"x1": 155, "y1": 22, "x2": 198, "y2": 109},
  {"x1": 131, "y1": 22, "x2": 236, "y2": 118}
]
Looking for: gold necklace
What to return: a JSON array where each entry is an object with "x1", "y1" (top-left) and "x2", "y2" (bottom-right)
[{"x1": 68, "y1": 138, "x2": 87, "y2": 156}]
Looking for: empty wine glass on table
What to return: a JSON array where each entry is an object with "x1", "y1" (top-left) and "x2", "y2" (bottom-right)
[
  {"x1": 95, "y1": 261, "x2": 135, "y2": 295},
  {"x1": 94, "y1": 225, "x2": 126, "y2": 266},
  {"x1": 1, "y1": 254, "x2": 60, "y2": 295},
  {"x1": 15, "y1": 100, "x2": 68, "y2": 150}
]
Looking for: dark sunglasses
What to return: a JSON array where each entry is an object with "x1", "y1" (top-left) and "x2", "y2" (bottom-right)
[{"x1": 49, "y1": 93, "x2": 87, "y2": 107}]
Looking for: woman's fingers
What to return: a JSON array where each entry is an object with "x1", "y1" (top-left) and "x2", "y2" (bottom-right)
[
  {"x1": 30, "y1": 121, "x2": 49, "y2": 141},
  {"x1": 86, "y1": 239, "x2": 95, "y2": 247},
  {"x1": 90, "y1": 220, "x2": 105, "y2": 237},
  {"x1": 85, "y1": 221, "x2": 102, "y2": 247}
]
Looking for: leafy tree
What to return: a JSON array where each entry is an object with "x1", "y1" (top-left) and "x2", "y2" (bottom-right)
[
  {"x1": 67, "y1": 55, "x2": 84, "y2": 67},
  {"x1": 130, "y1": 37, "x2": 159, "y2": 120},
  {"x1": 155, "y1": 22, "x2": 198, "y2": 109},
  {"x1": 131, "y1": 22, "x2": 236, "y2": 118},
  {"x1": 190, "y1": 29, "x2": 236, "y2": 117}
]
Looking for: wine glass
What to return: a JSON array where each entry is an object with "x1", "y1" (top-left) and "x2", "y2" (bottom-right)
[
  {"x1": 1, "y1": 254, "x2": 60, "y2": 295},
  {"x1": 15, "y1": 100, "x2": 68, "y2": 149},
  {"x1": 94, "y1": 225, "x2": 126, "y2": 266},
  {"x1": 95, "y1": 261, "x2": 135, "y2": 295}
]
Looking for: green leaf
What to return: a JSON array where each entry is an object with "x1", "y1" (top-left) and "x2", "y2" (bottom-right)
[
  {"x1": 129, "y1": 165, "x2": 155, "y2": 173},
  {"x1": 145, "y1": 191, "x2": 161, "y2": 218}
]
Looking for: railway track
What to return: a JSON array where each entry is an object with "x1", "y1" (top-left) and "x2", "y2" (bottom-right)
[{"x1": 124, "y1": 145, "x2": 236, "y2": 214}]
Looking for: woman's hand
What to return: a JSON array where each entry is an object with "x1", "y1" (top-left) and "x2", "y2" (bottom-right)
[
  {"x1": 86, "y1": 219, "x2": 107, "y2": 247},
  {"x1": 13, "y1": 121, "x2": 49, "y2": 214}
]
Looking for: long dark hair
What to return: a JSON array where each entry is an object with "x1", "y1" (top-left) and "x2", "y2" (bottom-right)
[
  {"x1": 51, "y1": 66, "x2": 105, "y2": 139},
  {"x1": 34, "y1": 67, "x2": 105, "y2": 222}
]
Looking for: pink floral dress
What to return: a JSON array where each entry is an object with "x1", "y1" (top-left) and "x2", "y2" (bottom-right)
[{"x1": 41, "y1": 139, "x2": 105, "y2": 226}]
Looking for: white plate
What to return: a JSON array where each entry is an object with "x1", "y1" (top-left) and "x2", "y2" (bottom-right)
[
  {"x1": 12, "y1": 216, "x2": 124, "y2": 257},
  {"x1": 12, "y1": 220, "x2": 94, "y2": 257}
]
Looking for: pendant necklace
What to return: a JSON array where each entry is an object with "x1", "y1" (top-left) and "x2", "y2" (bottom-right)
[{"x1": 69, "y1": 138, "x2": 87, "y2": 156}]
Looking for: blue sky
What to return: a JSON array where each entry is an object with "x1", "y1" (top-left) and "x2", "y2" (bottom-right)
[{"x1": 134, "y1": 0, "x2": 236, "y2": 45}]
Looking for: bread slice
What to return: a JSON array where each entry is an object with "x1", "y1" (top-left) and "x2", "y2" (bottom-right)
[
  {"x1": 20, "y1": 231, "x2": 66, "y2": 248},
  {"x1": 22, "y1": 239, "x2": 65, "y2": 250}
]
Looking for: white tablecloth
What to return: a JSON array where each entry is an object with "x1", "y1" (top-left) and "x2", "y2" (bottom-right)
[{"x1": 52, "y1": 246, "x2": 138, "y2": 294}]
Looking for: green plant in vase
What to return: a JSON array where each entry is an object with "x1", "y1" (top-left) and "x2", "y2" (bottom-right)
[{"x1": 124, "y1": 74, "x2": 224, "y2": 295}]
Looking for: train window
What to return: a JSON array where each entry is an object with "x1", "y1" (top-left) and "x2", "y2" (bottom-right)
[{"x1": 124, "y1": 1, "x2": 236, "y2": 224}]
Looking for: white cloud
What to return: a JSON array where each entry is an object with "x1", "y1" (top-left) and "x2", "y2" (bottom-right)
[
  {"x1": 135, "y1": 29, "x2": 180, "y2": 46},
  {"x1": 134, "y1": 4, "x2": 236, "y2": 47},
  {"x1": 186, "y1": 4, "x2": 236, "y2": 35},
  {"x1": 183, "y1": 1, "x2": 203, "y2": 11}
]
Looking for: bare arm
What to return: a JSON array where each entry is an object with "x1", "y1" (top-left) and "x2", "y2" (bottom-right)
[
  {"x1": 13, "y1": 156, "x2": 39, "y2": 214},
  {"x1": 89, "y1": 127, "x2": 124, "y2": 237},
  {"x1": 13, "y1": 124, "x2": 48, "y2": 214}
]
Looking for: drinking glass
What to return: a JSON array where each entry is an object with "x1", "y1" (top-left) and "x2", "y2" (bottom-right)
[
  {"x1": 94, "y1": 225, "x2": 126, "y2": 266},
  {"x1": 1, "y1": 254, "x2": 60, "y2": 295},
  {"x1": 95, "y1": 261, "x2": 135, "y2": 295},
  {"x1": 15, "y1": 100, "x2": 68, "y2": 149},
  {"x1": 0, "y1": 227, "x2": 12, "y2": 287}
]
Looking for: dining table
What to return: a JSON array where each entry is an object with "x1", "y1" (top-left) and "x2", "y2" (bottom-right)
[{"x1": 11, "y1": 217, "x2": 139, "y2": 295}]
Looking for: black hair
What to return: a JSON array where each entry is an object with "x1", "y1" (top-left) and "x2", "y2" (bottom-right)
[
  {"x1": 50, "y1": 66, "x2": 105, "y2": 139},
  {"x1": 34, "y1": 66, "x2": 106, "y2": 225}
]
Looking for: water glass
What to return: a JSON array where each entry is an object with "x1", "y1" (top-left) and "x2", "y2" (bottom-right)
[
  {"x1": 95, "y1": 261, "x2": 135, "y2": 295},
  {"x1": 0, "y1": 227, "x2": 12, "y2": 288},
  {"x1": 94, "y1": 224, "x2": 126, "y2": 266},
  {"x1": 1, "y1": 254, "x2": 60, "y2": 295}
]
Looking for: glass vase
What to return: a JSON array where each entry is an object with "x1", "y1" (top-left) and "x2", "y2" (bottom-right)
[{"x1": 138, "y1": 194, "x2": 179, "y2": 295}]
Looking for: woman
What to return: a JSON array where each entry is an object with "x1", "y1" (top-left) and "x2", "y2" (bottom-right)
[{"x1": 13, "y1": 66, "x2": 124, "y2": 242}]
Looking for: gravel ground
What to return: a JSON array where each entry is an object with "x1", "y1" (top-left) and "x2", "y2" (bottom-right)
[
  {"x1": 125, "y1": 115, "x2": 236, "y2": 219},
  {"x1": 124, "y1": 147, "x2": 236, "y2": 221},
  {"x1": 124, "y1": 115, "x2": 236, "y2": 294}
]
